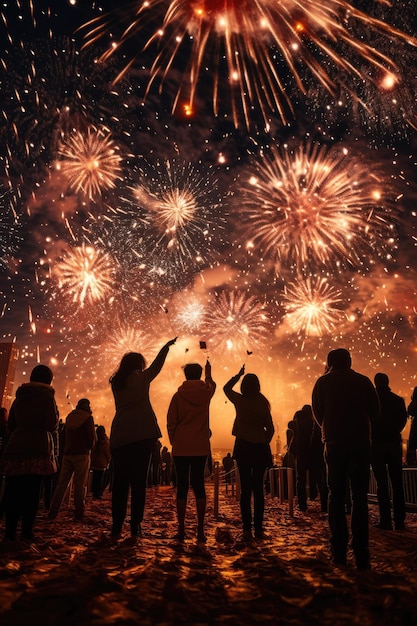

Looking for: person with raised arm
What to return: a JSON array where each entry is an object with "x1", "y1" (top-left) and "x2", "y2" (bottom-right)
[
  {"x1": 223, "y1": 365, "x2": 274, "y2": 541},
  {"x1": 109, "y1": 337, "x2": 177, "y2": 541}
]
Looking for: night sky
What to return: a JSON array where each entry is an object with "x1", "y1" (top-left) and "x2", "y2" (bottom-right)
[{"x1": 1, "y1": 0, "x2": 417, "y2": 448}]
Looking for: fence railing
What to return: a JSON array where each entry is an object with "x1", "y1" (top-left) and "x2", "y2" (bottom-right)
[
  {"x1": 368, "y1": 467, "x2": 417, "y2": 512},
  {"x1": 213, "y1": 465, "x2": 417, "y2": 519}
]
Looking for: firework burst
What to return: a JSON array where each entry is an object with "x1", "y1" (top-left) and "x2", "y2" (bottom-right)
[
  {"x1": 202, "y1": 289, "x2": 270, "y2": 355},
  {"x1": 172, "y1": 295, "x2": 206, "y2": 333},
  {"x1": 52, "y1": 245, "x2": 117, "y2": 308},
  {"x1": 56, "y1": 129, "x2": 123, "y2": 199},
  {"x1": 0, "y1": 189, "x2": 22, "y2": 268},
  {"x1": 282, "y1": 276, "x2": 345, "y2": 337},
  {"x1": 123, "y1": 159, "x2": 227, "y2": 275},
  {"x1": 102, "y1": 325, "x2": 157, "y2": 369},
  {"x1": 0, "y1": 33, "x2": 132, "y2": 185},
  {"x1": 81, "y1": 0, "x2": 417, "y2": 127},
  {"x1": 240, "y1": 142, "x2": 398, "y2": 274}
]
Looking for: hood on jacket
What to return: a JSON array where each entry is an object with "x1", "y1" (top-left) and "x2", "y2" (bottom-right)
[
  {"x1": 15, "y1": 381, "x2": 55, "y2": 402},
  {"x1": 176, "y1": 380, "x2": 212, "y2": 407},
  {"x1": 65, "y1": 407, "x2": 92, "y2": 430}
]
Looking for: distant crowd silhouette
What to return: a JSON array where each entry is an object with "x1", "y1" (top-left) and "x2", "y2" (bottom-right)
[{"x1": 1, "y1": 342, "x2": 416, "y2": 570}]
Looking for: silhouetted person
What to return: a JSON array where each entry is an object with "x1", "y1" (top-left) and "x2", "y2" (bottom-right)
[
  {"x1": 109, "y1": 338, "x2": 176, "y2": 540},
  {"x1": 148, "y1": 439, "x2": 162, "y2": 486},
  {"x1": 292, "y1": 405, "x2": 315, "y2": 512},
  {"x1": 282, "y1": 418, "x2": 297, "y2": 500},
  {"x1": 91, "y1": 425, "x2": 111, "y2": 499},
  {"x1": 222, "y1": 452, "x2": 234, "y2": 485},
  {"x1": 0, "y1": 406, "x2": 8, "y2": 452},
  {"x1": 0, "y1": 407, "x2": 8, "y2": 510},
  {"x1": 0, "y1": 365, "x2": 59, "y2": 544},
  {"x1": 310, "y1": 418, "x2": 328, "y2": 513},
  {"x1": 48, "y1": 398, "x2": 96, "y2": 521},
  {"x1": 406, "y1": 386, "x2": 417, "y2": 466},
  {"x1": 372, "y1": 373, "x2": 407, "y2": 530},
  {"x1": 167, "y1": 361, "x2": 216, "y2": 542},
  {"x1": 312, "y1": 348, "x2": 380, "y2": 570},
  {"x1": 41, "y1": 430, "x2": 59, "y2": 510},
  {"x1": 160, "y1": 446, "x2": 172, "y2": 485},
  {"x1": 224, "y1": 366, "x2": 274, "y2": 541}
]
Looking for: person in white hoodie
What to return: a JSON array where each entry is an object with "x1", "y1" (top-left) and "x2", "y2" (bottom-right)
[
  {"x1": 48, "y1": 398, "x2": 96, "y2": 521},
  {"x1": 167, "y1": 361, "x2": 216, "y2": 542}
]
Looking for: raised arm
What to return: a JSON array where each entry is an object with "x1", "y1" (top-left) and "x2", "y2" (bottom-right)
[
  {"x1": 204, "y1": 360, "x2": 216, "y2": 393},
  {"x1": 146, "y1": 337, "x2": 177, "y2": 382},
  {"x1": 223, "y1": 365, "x2": 245, "y2": 402}
]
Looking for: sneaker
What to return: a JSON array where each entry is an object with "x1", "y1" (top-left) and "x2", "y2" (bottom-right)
[
  {"x1": 242, "y1": 530, "x2": 253, "y2": 542},
  {"x1": 395, "y1": 522, "x2": 406, "y2": 531}
]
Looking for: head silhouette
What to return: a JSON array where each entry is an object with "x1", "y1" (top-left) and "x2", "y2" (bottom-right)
[
  {"x1": 240, "y1": 373, "x2": 261, "y2": 396},
  {"x1": 327, "y1": 348, "x2": 351, "y2": 371},
  {"x1": 30, "y1": 364, "x2": 53, "y2": 384},
  {"x1": 76, "y1": 398, "x2": 91, "y2": 413},
  {"x1": 110, "y1": 352, "x2": 147, "y2": 390},
  {"x1": 374, "y1": 372, "x2": 389, "y2": 389},
  {"x1": 184, "y1": 363, "x2": 203, "y2": 380},
  {"x1": 96, "y1": 425, "x2": 106, "y2": 438}
]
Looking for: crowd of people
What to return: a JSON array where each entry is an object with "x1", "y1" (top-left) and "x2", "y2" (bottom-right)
[{"x1": 0, "y1": 341, "x2": 416, "y2": 571}]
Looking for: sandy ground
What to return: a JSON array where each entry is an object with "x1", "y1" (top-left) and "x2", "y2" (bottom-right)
[{"x1": 1, "y1": 482, "x2": 417, "y2": 626}]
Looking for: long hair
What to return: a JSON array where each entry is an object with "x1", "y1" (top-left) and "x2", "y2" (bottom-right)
[
  {"x1": 109, "y1": 352, "x2": 146, "y2": 391},
  {"x1": 240, "y1": 373, "x2": 270, "y2": 410}
]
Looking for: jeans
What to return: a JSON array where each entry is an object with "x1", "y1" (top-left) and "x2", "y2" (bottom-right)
[
  {"x1": 50, "y1": 454, "x2": 90, "y2": 518},
  {"x1": 92, "y1": 469, "x2": 106, "y2": 498},
  {"x1": 372, "y1": 441, "x2": 405, "y2": 527},
  {"x1": 111, "y1": 439, "x2": 154, "y2": 535},
  {"x1": 4, "y1": 474, "x2": 43, "y2": 540},
  {"x1": 236, "y1": 459, "x2": 267, "y2": 532},
  {"x1": 296, "y1": 455, "x2": 309, "y2": 510},
  {"x1": 325, "y1": 443, "x2": 370, "y2": 564},
  {"x1": 173, "y1": 456, "x2": 207, "y2": 500}
]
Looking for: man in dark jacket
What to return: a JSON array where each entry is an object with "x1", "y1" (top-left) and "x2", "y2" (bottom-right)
[
  {"x1": 0, "y1": 365, "x2": 58, "y2": 542},
  {"x1": 48, "y1": 398, "x2": 96, "y2": 521},
  {"x1": 372, "y1": 373, "x2": 407, "y2": 530},
  {"x1": 312, "y1": 349, "x2": 380, "y2": 570},
  {"x1": 290, "y1": 405, "x2": 315, "y2": 512}
]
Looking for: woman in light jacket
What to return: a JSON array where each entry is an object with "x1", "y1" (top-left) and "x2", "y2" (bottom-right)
[
  {"x1": 167, "y1": 360, "x2": 216, "y2": 542},
  {"x1": 224, "y1": 365, "x2": 274, "y2": 541},
  {"x1": 109, "y1": 338, "x2": 176, "y2": 540}
]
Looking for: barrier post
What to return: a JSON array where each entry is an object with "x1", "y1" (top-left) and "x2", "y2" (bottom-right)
[
  {"x1": 278, "y1": 467, "x2": 284, "y2": 504},
  {"x1": 287, "y1": 467, "x2": 294, "y2": 517},
  {"x1": 213, "y1": 461, "x2": 220, "y2": 519},
  {"x1": 233, "y1": 460, "x2": 241, "y2": 501}
]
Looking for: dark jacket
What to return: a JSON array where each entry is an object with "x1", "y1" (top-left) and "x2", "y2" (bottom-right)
[
  {"x1": 0, "y1": 381, "x2": 59, "y2": 475},
  {"x1": 91, "y1": 434, "x2": 111, "y2": 470},
  {"x1": 64, "y1": 408, "x2": 96, "y2": 455},
  {"x1": 224, "y1": 375, "x2": 274, "y2": 445},
  {"x1": 291, "y1": 407, "x2": 314, "y2": 457},
  {"x1": 373, "y1": 387, "x2": 407, "y2": 444},
  {"x1": 312, "y1": 368, "x2": 380, "y2": 449},
  {"x1": 110, "y1": 346, "x2": 170, "y2": 451}
]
